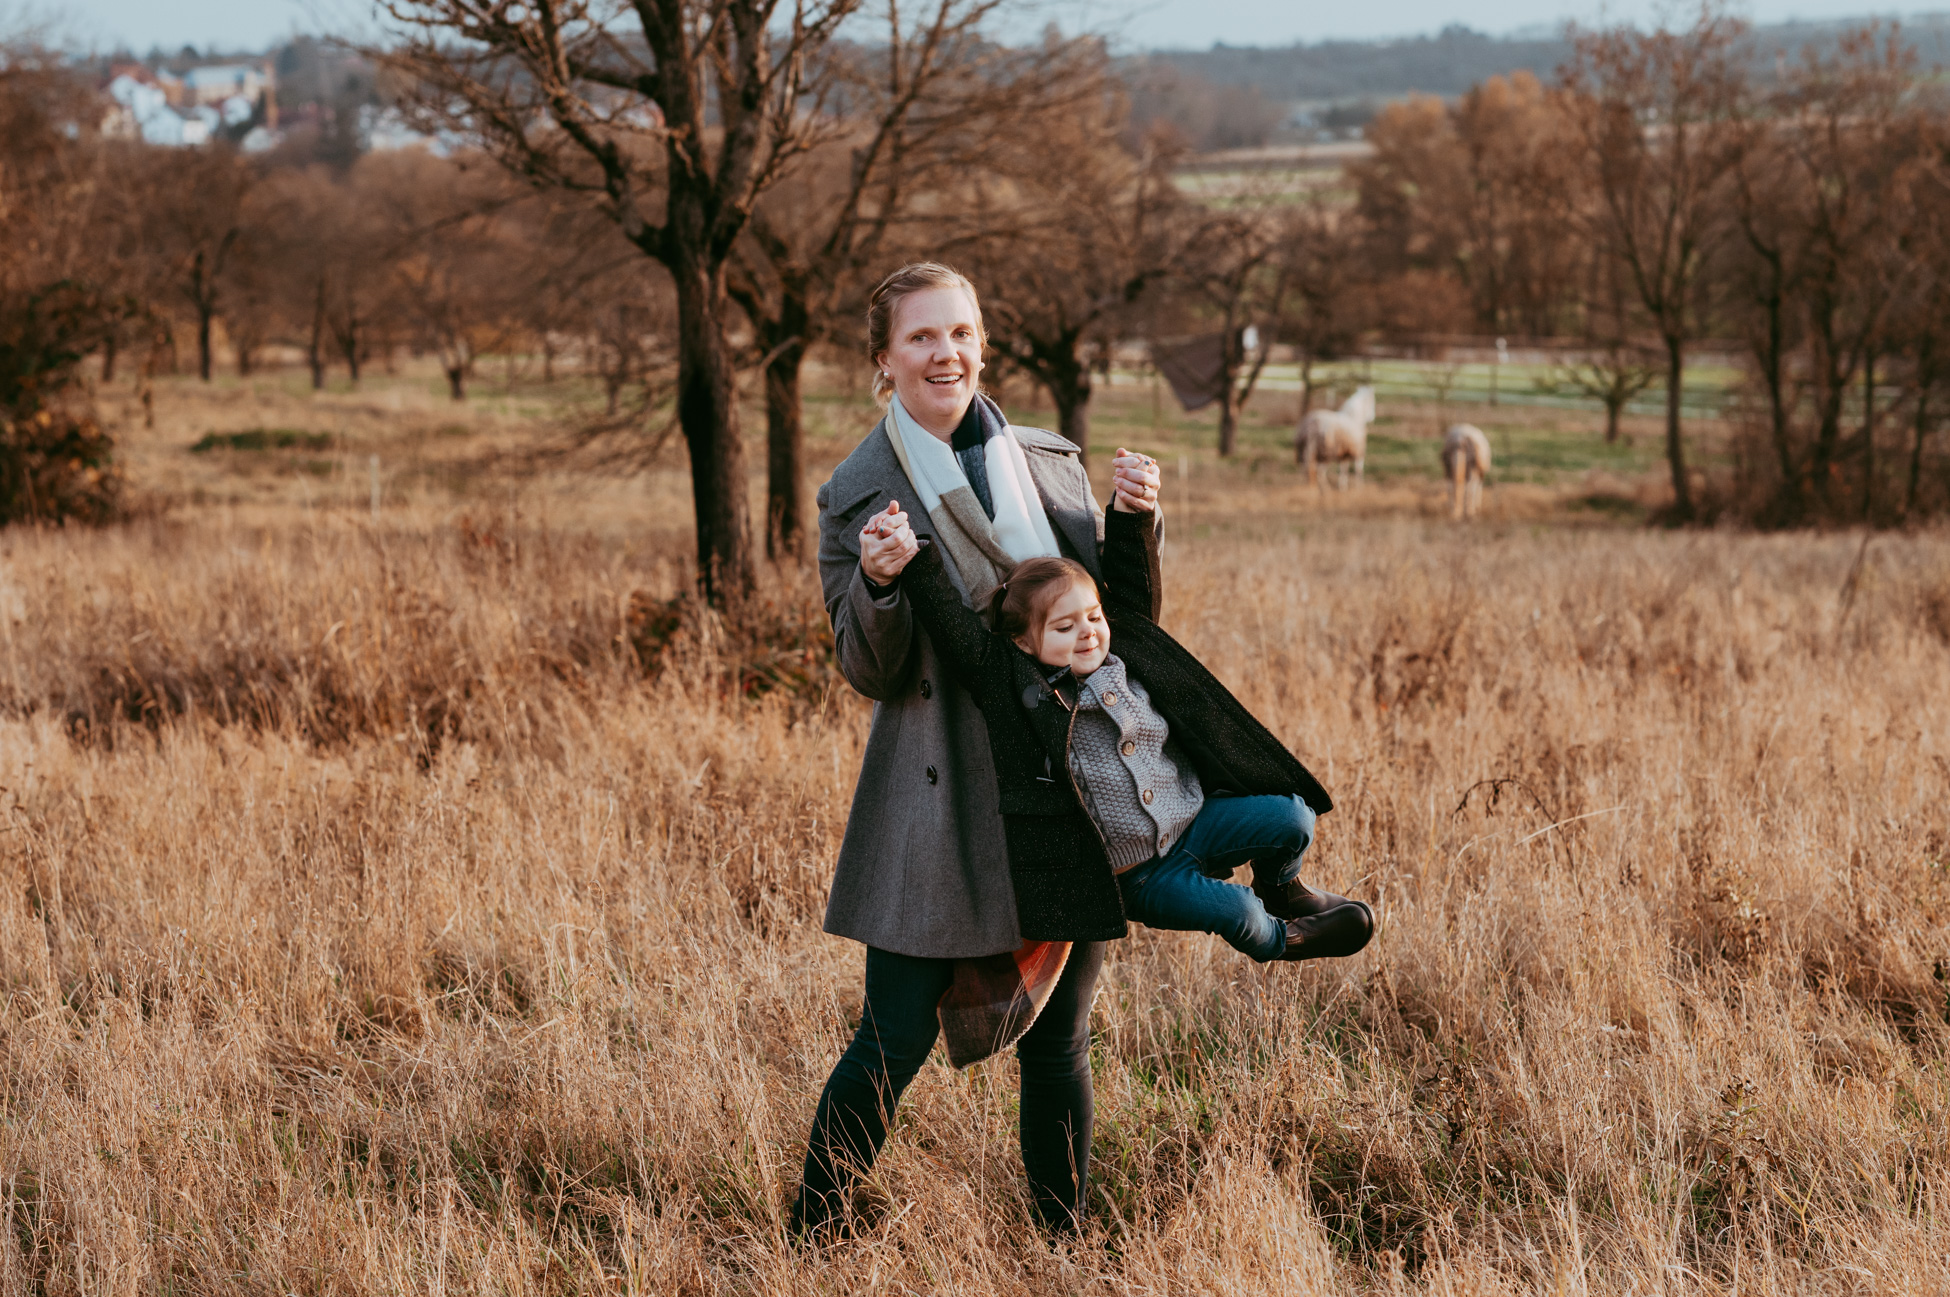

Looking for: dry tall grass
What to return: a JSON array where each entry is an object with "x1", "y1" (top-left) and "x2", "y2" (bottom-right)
[{"x1": 4, "y1": 415, "x2": 1950, "y2": 1292}]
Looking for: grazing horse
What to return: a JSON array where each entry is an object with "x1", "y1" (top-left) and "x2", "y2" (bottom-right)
[
  {"x1": 1441, "y1": 423, "x2": 1492, "y2": 519},
  {"x1": 1296, "y1": 385, "x2": 1375, "y2": 489}
]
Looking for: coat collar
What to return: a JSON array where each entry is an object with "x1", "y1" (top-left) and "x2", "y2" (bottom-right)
[
  {"x1": 831, "y1": 414, "x2": 1100, "y2": 581},
  {"x1": 1006, "y1": 424, "x2": 1100, "y2": 575}
]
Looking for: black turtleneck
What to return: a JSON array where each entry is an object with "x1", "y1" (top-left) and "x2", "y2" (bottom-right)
[{"x1": 950, "y1": 400, "x2": 996, "y2": 521}]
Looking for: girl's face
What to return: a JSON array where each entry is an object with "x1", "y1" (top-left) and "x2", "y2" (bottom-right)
[
  {"x1": 876, "y1": 286, "x2": 984, "y2": 438},
  {"x1": 1017, "y1": 579, "x2": 1109, "y2": 677}
]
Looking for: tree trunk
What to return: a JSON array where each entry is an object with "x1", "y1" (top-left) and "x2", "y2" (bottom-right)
[
  {"x1": 446, "y1": 365, "x2": 466, "y2": 401},
  {"x1": 1907, "y1": 341, "x2": 1934, "y2": 518},
  {"x1": 764, "y1": 337, "x2": 808, "y2": 562},
  {"x1": 1809, "y1": 326, "x2": 1847, "y2": 509},
  {"x1": 1297, "y1": 353, "x2": 1315, "y2": 414},
  {"x1": 1861, "y1": 351, "x2": 1876, "y2": 522},
  {"x1": 1047, "y1": 365, "x2": 1093, "y2": 463},
  {"x1": 1856, "y1": 351, "x2": 1872, "y2": 522},
  {"x1": 1217, "y1": 385, "x2": 1238, "y2": 458},
  {"x1": 1751, "y1": 246, "x2": 1796, "y2": 489},
  {"x1": 197, "y1": 308, "x2": 216, "y2": 382},
  {"x1": 1605, "y1": 395, "x2": 1623, "y2": 445},
  {"x1": 1905, "y1": 391, "x2": 1930, "y2": 520},
  {"x1": 340, "y1": 312, "x2": 362, "y2": 384},
  {"x1": 1663, "y1": 335, "x2": 1692, "y2": 519},
  {"x1": 310, "y1": 280, "x2": 327, "y2": 390},
  {"x1": 669, "y1": 253, "x2": 754, "y2": 607},
  {"x1": 193, "y1": 251, "x2": 216, "y2": 382}
]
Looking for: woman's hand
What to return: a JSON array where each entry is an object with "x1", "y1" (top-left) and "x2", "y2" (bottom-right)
[
  {"x1": 1111, "y1": 448, "x2": 1162, "y2": 514},
  {"x1": 859, "y1": 501, "x2": 921, "y2": 585}
]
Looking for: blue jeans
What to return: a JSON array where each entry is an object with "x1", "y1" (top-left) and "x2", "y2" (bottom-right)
[
  {"x1": 1115, "y1": 794, "x2": 1317, "y2": 963},
  {"x1": 794, "y1": 941, "x2": 1106, "y2": 1234}
]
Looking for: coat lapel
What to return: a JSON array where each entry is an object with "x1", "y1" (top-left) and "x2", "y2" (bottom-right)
[
  {"x1": 1012, "y1": 427, "x2": 1102, "y2": 575},
  {"x1": 851, "y1": 420, "x2": 970, "y2": 601},
  {"x1": 848, "y1": 418, "x2": 1095, "y2": 594}
]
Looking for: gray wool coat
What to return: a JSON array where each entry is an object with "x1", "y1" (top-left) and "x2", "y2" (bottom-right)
[{"x1": 816, "y1": 417, "x2": 1110, "y2": 959}]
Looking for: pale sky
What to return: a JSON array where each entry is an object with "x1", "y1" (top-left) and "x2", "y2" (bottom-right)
[{"x1": 30, "y1": 0, "x2": 1921, "y2": 58}]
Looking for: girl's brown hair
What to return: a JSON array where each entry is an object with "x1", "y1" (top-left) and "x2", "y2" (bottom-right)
[
  {"x1": 865, "y1": 262, "x2": 986, "y2": 406},
  {"x1": 989, "y1": 556, "x2": 1096, "y2": 645}
]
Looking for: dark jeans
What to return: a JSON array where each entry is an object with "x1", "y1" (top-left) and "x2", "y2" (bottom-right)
[
  {"x1": 793, "y1": 940, "x2": 1106, "y2": 1235},
  {"x1": 1116, "y1": 794, "x2": 1316, "y2": 962}
]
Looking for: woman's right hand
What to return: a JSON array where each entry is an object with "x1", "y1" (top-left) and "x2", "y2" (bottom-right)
[{"x1": 860, "y1": 501, "x2": 920, "y2": 585}]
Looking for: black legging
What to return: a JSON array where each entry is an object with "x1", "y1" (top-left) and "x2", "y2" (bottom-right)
[{"x1": 793, "y1": 941, "x2": 1106, "y2": 1234}]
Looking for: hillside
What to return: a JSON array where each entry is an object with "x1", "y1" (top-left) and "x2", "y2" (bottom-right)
[{"x1": 1143, "y1": 14, "x2": 1950, "y2": 103}]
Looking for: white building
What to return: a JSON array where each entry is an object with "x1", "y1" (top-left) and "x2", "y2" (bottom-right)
[
  {"x1": 102, "y1": 66, "x2": 269, "y2": 148},
  {"x1": 180, "y1": 64, "x2": 270, "y2": 108}
]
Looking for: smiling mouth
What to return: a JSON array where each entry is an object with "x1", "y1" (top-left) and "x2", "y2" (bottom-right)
[{"x1": 925, "y1": 374, "x2": 962, "y2": 386}]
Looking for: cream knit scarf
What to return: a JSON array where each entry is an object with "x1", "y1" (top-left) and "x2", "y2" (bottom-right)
[{"x1": 883, "y1": 392, "x2": 1061, "y2": 611}]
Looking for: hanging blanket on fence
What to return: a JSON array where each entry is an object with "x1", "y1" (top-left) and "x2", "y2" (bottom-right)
[
  {"x1": 1150, "y1": 333, "x2": 1229, "y2": 413},
  {"x1": 936, "y1": 938, "x2": 1072, "y2": 1067}
]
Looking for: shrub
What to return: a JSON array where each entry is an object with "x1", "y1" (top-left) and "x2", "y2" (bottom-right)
[{"x1": 0, "y1": 408, "x2": 122, "y2": 525}]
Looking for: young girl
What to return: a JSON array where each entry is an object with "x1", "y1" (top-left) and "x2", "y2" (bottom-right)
[{"x1": 860, "y1": 497, "x2": 1372, "y2": 964}]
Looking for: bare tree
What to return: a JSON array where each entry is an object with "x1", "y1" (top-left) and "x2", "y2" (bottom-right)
[
  {"x1": 961, "y1": 100, "x2": 1184, "y2": 462},
  {"x1": 142, "y1": 147, "x2": 254, "y2": 382},
  {"x1": 1180, "y1": 202, "x2": 1287, "y2": 457},
  {"x1": 724, "y1": 0, "x2": 1072, "y2": 559},
  {"x1": 1889, "y1": 143, "x2": 1950, "y2": 518},
  {"x1": 1279, "y1": 195, "x2": 1368, "y2": 415},
  {"x1": 376, "y1": 0, "x2": 859, "y2": 605},
  {"x1": 365, "y1": 151, "x2": 529, "y2": 401},
  {"x1": 1721, "y1": 26, "x2": 1928, "y2": 521},
  {"x1": 1564, "y1": 11, "x2": 1748, "y2": 519}
]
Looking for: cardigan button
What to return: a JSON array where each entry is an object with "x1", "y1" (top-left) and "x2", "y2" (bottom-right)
[
  {"x1": 1104, "y1": 692, "x2": 1119, "y2": 706},
  {"x1": 920, "y1": 679, "x2": 933, "y2": 699},
  {"x1": 1141, "y1": 788, "x2": 1154, "y2": 804},
  {"x1": 1121, "y1": 740, "x2": 1136, "y2": 756},
  {"x1": 926, "y1": 766, "x2": 938, "y2": 785}
]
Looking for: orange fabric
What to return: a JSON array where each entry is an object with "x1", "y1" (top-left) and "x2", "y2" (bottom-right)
[{"x1": 936, "y1": 940, "x2": 1073, "y2": 1067}]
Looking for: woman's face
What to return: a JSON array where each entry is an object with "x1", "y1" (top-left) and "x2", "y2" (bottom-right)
[
  {"x1": 878, "y1": 285, "x2": 984, "y2": 439},
  {"x1": 1018, "y1": 579, "x2": 1110, "y2": 677}
]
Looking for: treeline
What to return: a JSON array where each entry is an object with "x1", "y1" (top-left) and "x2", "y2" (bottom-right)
[
  {"x1": 3, "y1": 7, "x2": 1948, "y2": 578},
  {"x1": 1345, "y1": 18, "x2": 1950, "y2": 524}
]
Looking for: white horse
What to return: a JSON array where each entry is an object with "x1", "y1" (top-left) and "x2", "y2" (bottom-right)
[
  {"x1": 1441, "y1": 423, "x2": 1492, "y2": 520},
  {"x1": 1296, "y1": 386, "x2": 1375, "y2": 489}
]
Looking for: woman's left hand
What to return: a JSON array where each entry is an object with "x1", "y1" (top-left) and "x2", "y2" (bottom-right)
[{"x1": 1111, "y1": 448, "x2": 1162, "y2": 514}]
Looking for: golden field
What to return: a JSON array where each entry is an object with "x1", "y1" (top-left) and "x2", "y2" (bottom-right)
[{"x1": 3, "y1": 365, "x2": 1948, "y2": 1295}]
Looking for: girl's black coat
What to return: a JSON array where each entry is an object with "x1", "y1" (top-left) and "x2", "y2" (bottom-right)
[{"x1": 899, "y1": 507, "x2": 1333, "y2": 943}]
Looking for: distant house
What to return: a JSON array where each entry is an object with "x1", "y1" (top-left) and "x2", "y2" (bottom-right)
[
  {"x1": 181, "y1": 64, "x2": 271, "y2": 109},
  {"x1": 99, "y1": 59, "x2": 277, "y2": 149}
]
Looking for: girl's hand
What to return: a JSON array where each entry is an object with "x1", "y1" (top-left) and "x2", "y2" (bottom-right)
[
  {"x1": 860, "y1": 501, "x2": 920, "y2": 584},
  {"x1": 1111, "y1": 448, "x2": 1161, "y2": 514}
]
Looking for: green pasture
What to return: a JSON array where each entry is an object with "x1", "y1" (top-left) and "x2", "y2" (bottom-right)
[
  {"x1": 996, "y1": 367, "x2": 1672, "y2": 488},
  {"x1": 1254, "y1": 357, "x2": 1743, "y2": 420}
]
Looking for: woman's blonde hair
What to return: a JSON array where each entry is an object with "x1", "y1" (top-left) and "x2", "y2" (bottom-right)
[{"x1": 866, "y1": 262, "x2": 986, "y2": 406}]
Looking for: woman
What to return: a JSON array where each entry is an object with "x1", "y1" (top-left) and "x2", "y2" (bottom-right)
[{"x1": 794, "y1": 262, "x2": 1165, "y2": 1236}]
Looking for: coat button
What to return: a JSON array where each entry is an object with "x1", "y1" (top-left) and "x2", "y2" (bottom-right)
[
  {"x1": 926, "y1": 766, "x2": 938, "y2": 785},
  {"x1": 920, "y1": 679, "x2": 933, "y2": 699},
  {"x1": 1141, "y1": 788, "x2": 1154, "y2": 804},
  {"x1": 1121, "y1": 740, "x2": 1136, "y2": 756}
]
